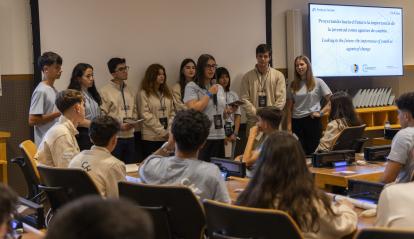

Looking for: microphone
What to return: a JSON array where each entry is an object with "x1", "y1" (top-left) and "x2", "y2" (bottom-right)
[{"x1": 213, "y1": 94, "x2": 218, "y2": 105}]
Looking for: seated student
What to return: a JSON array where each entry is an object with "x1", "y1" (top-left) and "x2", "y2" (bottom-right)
[
  {"x1": 236, "y1": 132, "x2": 357, "y2": 239},
  {"x1": 35, "y1": 89, "x2": 84, "y2": 168},
  {"x1": 382, "y1": 92, "x2": 414, "y2": 183},
  {"x1": 316, "y1": 91, "x2": 361, "y2": 152},
  {"x1": 139, "y1": 109, "x2": 231, "y2": 203},
  {"x1": 45, "y1": 196, "x2": 153, "y2": 239},
  {"x1": 69, "y1": 115, "x2": 126, "y2": 198},
  {"x1": 236, "y1": 107, "x2": 283, "y2": 170},
  {"x1": 0, "y1": 183, "x2": 18, "y2": 239},
  {"x1": 375, "y1": 180, "x2": 414, "y2": 228}
]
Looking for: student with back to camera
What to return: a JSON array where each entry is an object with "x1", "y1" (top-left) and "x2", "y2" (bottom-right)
[
  {"x1": 68, "y1": 63, "x2": 102, "y2": 150},
  {"x1": 139, "y1": 64, "x2": 175, "y2": 159},
  {"x1": 316, "y1": 91, "x2": 361, "y2": 152},
  {"x1": 286, "y1": 55, "x2": 332, "y2": 155},
  {"x1": 236, "y1": 131, "x2": 357, "y2": 239},
  {"x1": 171, "y1": 58, "x2": 196, "y2": 111},
  {"x1": 184, "y1": 54, "x2": 231, "y2": 162}
]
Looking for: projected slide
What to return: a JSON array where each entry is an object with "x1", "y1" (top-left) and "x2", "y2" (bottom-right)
[{"x1": 309, "y1": 4, "x2": 403, "y2": 77}]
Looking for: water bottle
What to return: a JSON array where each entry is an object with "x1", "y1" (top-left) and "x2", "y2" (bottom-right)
[{"x1": 384, "y1": 121, "x2": 391, "y2": 137}]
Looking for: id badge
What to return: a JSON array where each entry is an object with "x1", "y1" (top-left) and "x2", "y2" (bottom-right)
[
  {"x1": 159, "y1": 117, "x2": 168, "y2": 129},
  {"x1": 258, "y1": 94, "x2": 267, "y2": 107},
  {"x1": 213, "y1": 114, "x2": 223, "y2": 129},
  {"x1": 224, "y1": 121, "x2": 233, "y2": 137}
]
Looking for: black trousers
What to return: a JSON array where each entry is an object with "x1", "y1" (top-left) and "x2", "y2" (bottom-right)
[
  {"x1": 292, "y1": 116, "x2": 322, "y2": 155},
  {"x1": 112, "y1": 137, "x2": 136, "y2": 164},
  {"x1": 134, "y1": 132, "x2": 145, "y2": 163},
  {"x1": 198, "y1": 139, "x2": 225, "y2": 162},
  {"x1": 76, "y1": 127, "x2": 93, "y2": 151},
  {"x1": 142, "y1": 140, "x2": 165, "y2": 159}
]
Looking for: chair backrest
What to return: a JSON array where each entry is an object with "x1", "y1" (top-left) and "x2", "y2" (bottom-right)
[
  {"x1": 19, "y1": 140, "x2": 40, "y2": 179},
  {"x1": 118, "y1": 182, "x2": 205, "y2": 239},
  {"x1": 37, "y1": 166, "x2": 100, "y2": 206},
  {"x1": 203, "y1": 199, "x2": 303, "y2": 239},
  {"x1": 10, "y1": 157, "x2": 41, "y2": 201},
  {"x1": 332, "y1": 124, "x2": 366, "y2": 151},
  {"x1": 354, "y1": 228, "x2": 414, "y2": 239}
]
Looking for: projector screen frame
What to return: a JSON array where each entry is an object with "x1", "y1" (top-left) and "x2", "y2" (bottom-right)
[{"x1": 308, "y1": 3, "x2": 404, "y2": 78}]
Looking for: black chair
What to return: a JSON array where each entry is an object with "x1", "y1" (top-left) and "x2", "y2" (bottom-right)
[
  {"x1": 203, "y1": 199, "x2": 303, "y2": 239},
  {"x1": 332, "y1": 124, "x2": 367, "y2": 152},
  {"x1": 11, "y1": 157, "x2": 42, "y2": 202},
  {"x1": 354, "y1": 228, "x2": 414, "y2": 239},
  {"x1": 118, "y1": 182, "x2": 205, "y2": 239},
  {"x1": 37, "y1": 166, "x2": 100, "y2": 224}
]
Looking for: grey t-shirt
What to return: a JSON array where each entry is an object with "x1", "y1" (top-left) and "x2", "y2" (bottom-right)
[
  {"x1": 287, "y1": 78, "x2": 331, "y2": 119},
  {"x1": 139, "y1": 155, "x2": 231, "y2": 203},
  {"x1": 183, "y1": 81, "x2": 226, "y2": 139},
  {"x1": 29, "y1": 82, "x2": 59, "y2": 146},
  {"x1": 387, "y1": 127, "x2": 414, "y2": 183}
]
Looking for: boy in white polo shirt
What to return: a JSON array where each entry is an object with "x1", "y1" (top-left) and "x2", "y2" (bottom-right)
[
  {"x1": 382, "y1": 92, "x2": 414, "y2": 183},
  {"x1": 69, "y1": 115, "x2": 126, "y2": 198},
  {"x1": 35, "y1": 89, "x2": 84, "y2": 168},
  {"x1": 29, "y1": 52, "x2": 63, "y2": 146}
]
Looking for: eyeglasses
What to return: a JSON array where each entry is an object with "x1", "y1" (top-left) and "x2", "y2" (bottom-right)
[
  {"x1": 205, "y1": 64, "x2": 217, "y2": 69},
  {"x1": 116, "y1": 66, "x2": 130, "y2": 72}
]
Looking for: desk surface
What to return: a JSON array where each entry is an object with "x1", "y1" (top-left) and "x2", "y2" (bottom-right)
[{"x1": 226, "y1": 177, "x2": 375, "y2": 229}]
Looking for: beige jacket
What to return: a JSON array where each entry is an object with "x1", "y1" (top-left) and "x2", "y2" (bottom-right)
[
  {"x1": 35, "y1": 116, "x2": 80, "y2": 168},
  {"x1": 139, "y1": 90, "x2": 175, "y2": 141},
  {"x1": 240, "y1": 67, "x2": 286, "y2": 123},
  {"x1": 171, "y1": 83, "x2": 187, "y2": 111},
  {"x1": 316, "y1": 118, "x2": 348, "y2": 152},
  {"x1": 69, "y1": 146, "x2": 126, "y2": 198},
  {"x1": 99, "y1": 81, "x2": 138, "y2": 138}
]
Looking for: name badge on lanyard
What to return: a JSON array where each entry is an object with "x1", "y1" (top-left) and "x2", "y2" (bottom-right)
[
  {"x1": 159, "y1": 117, "x2": 168, "y2": 129},
  {"x1": 213, "y1": 114, "x2": 223, "y2": 129},
  {"x1": 256, "y1": 69, "x2": 268, "y2": 108},
  {"x1": 224, "y1": 121, "x2": 233, "y2": 136},
  {"x1": 258, "y1": 93, "x2": 267, "y2": 107}
]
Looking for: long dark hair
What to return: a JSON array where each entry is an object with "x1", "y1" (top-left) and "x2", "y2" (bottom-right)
[
  {"x1": 291, "y1": 55, "x2": 315, "y2": 93},
  {"x1": 329, "y1": 91, "x2": 361, "y2": 126},
  {"x1": 216, "y1": 67, "x2": 230, "y2": 92},
  {"x1": 141, "y1": 63, "x2": 172, "y2": 99},
  {"x1": 68, "y1": 63, "x2": 101, "y2": 105},
  {"x1": 179, "y1": 58, "x2": 196, "y2": 100},
  {"x1": 236, "y1": 131, "x2": 336, "y2": 233},
  {"x1": 195, "y1": 54, "x2": 215, "y2": 90}
]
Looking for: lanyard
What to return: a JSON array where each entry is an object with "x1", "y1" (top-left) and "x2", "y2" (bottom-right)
[
  {"x1": 158, "y1": 92, "x2": 166, "y2": 116},
  {"x1": 255, "y1": 68, "x2": 269, "y2": 92},
  {"x1": 120, "y1": 82, "x2": 128, "y2": 117}
]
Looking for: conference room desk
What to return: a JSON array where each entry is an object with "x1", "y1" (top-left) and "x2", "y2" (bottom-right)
[
  {"x1": 310, "y1": 161, "x2": 386, "y2": 190},
  {"x1": 226, "y1": 177, "x2": 376, "y2": 230}
]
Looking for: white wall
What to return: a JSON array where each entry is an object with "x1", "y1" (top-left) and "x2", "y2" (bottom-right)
[
  {"x1": 38, "y1": 0, "x2": 266, "y2": 93},
  {"x1": 0, "y1": 0, "x2": 32, "y2": 74}
]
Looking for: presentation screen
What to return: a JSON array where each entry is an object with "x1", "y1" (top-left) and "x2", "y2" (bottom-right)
[{"x1": 309, "y1": 4, "x2": 403, "y2": 77}]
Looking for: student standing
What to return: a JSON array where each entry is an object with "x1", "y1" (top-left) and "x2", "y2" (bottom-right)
[
  {"x1": 69, "y1": 116, "x2": 126, "y2": 198},
  {"x1": 184, "y1": 54, "x2": 227, "y2": 162},
  {"x1": 139, "y1": 64, "x2": 175, "y2": 159},
  {"x1": 100, "y1": 58, "x2": 138, "y2": 164},
  {"x1": 287, "y1": 55, "x2": 332, "y2": 155},
  {"x1": 237, "y1": 132, "x2": 357, "y2": 239},
  {"x1": 68, "y1": 63, "x2": 102, "y2": 150},
  {"x1": 171, "y1": 58, "x2": 196, "y2": 111},
  {"x1": 316, "y1": 92, "x2": 361, "y2": 152},
  {"x1": 216, "y1": 67, "x2": 241, "y2": 157},
  {"x1": 240, "y1": 44, "x2": 286, "y2": 133},
  {"x1": 29, "y1": 52, "x2": 62, "y2": 146},
  {"x1": 35, "y1": 89, "x2": 84, "y2": 168},
  {"x1": 382, "y1": 92, "x2": 414, "y2": 183}
]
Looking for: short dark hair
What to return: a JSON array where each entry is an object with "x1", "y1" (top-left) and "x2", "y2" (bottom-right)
[
  {"x1": 38, "y1": 52, "x2": 62, "y2": 71},
  {"x1": 89, "y1": 116, "x2": 120, "y2": 147},
  {"x1": 256, "y1": 44, "x2": 272, "y2": 55},
  {"x1": 216, "y1": 67, "x2": 231, "y2": 92},
  {"x1": 396, "y1": 92, "x2": 414, "y2": 118},
  {"x1": 171, "y1": 109, "x2": 211, "y2": 153},
  {"x1": 107, "y1": 58, "x2": 126, "y2": 74},
  {"x1": 45, "y1": 196, "x2": 153, "y2": 239},
  {"x1": 0, "y1": 183, "x2": 18, "y2": 226},
  {"x1": 55, "y1": 89, "x2": 83, "y2": 113},
  {"x1": 256, "y1": 107, "x2": 283, "y2": 129}
]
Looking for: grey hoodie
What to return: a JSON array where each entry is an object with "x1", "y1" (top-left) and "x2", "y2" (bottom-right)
[{"x1": 139, "y1": 155, "x2": 231, "y2": 203}]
